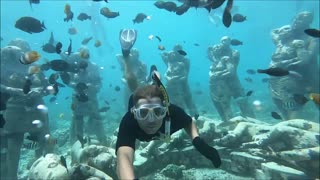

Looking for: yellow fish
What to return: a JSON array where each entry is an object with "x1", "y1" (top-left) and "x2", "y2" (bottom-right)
[
  {"x1": 20, "y1": 51, "x2": 41, "y2": 65},
  {"x1": 59, "y1": 113, "x2": 65, "y2": 119},
  {"x1": 94, "y1": 40, "x2": 101, "y2": 47},
  {"x1": 310, "y1": 93, "x2": 320, "y2": 106},
  {"x1": 64, "y1": 4, "x2": 71, "y2": 14}
]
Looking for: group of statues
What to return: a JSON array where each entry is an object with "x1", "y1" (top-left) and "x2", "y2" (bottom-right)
[{"x1": 0, "y1": 10, "x2": 318, "y2": 179}]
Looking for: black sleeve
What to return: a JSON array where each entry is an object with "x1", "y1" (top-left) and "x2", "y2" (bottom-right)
[
  {"x1": 115, "y1": 112, "x2": 136, "y2": 154},
  {"x1": 127, "y1": 94, "x2": 134, "y2": 112},
  {"x1": 169, "y1": 104, "x2": 192, "y2": 132}
]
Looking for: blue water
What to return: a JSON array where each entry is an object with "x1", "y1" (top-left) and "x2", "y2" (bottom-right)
[{"x1": 1, "y1": 0, "x2": 319, "y2": 178}]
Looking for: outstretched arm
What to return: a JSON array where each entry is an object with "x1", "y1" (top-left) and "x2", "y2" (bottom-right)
[{"x1": 116, "y1": 146, "x2": 136, "y2": 179}]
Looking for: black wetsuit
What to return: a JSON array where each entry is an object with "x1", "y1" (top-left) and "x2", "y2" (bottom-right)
[{"x1": 116, "y1": 104, "x2": 192, "y2": 152}]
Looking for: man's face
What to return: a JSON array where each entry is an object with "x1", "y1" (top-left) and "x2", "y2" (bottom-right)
[{"x1": 133, "y1": 97, "x2": 167, "y2": 134}]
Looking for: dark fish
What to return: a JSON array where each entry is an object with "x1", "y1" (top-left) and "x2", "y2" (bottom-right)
[
  {"x1": 258, "y1": 129, "x2": 270, "y2": 133},
  {"x1": 304, "y1": 28, "x2": 320, "y2": 38},
  {"x1": 65, "y1": 96, "x2": 69, "y2": 100},
  {"x1": 29, "y1": 0, "x2": 40, "y2": 7},
  {"x1": 176, "y1": 3, "x2": 190, "y2": 15},
  {"x1": 23, "y1": 79, "x2": 32, "y2": 94},
  {"x1": 246, "y1": 69, "x2": 256, "y2": 75},
  {"x1": 67, "y1": 39, "x2": 72, "y2": 55},
  {"x1": 76, "y1": 93, "x2": 89, "y2": 102},
  {"x1": 194, "y1": 43, "x2": 200, "y2": 46},
  {"x1": 49, "y1": 31, "x2": 54, "y2": 44},
  {"x1": 49, "y1": 96, "x2": 57, "y2": 103},
  {"x1": 271, "y1": 112, "x2": 282, "y2": 120},
  {"x1": 77, "y1": 13, "x2": 91, "y2": 21},
  {"x1": 0, "y1": 114, "x2": 6, "y2": 128},
  {"x1": 40, "y1": 62, "x2": 51, "y2": 71},
  {"x1": 93, "y1": 0, "x2": 108, "y2": 2},
  {"x1": 177, "y1": 49, "x2": 187, "y2": 56},
  {"x1": 53, "y1": 83, "x2": 59, "y2": 96},
  {"x1": 99, "y1": 106, "x2": 110, "y2": 112},
  {"x1": 76, "y1": 83, "x2": 88, "y2": 92},
  {"x1": 293, "y1": 94, "x2": 309, "y2": 105},
  {"x1": 154, "y1": 1, "x2": 177, "y2": 12},
  {"x1": 81, "y1": 36, "x2": 93, "y2": 45},
  {"x1": 15, "y1": 16, "x2": 46, "y2": 34},
  {"x1": 257, "y1": 67, "x2": 289, "y2": 77},
  {"x1": 64, "y1": 11, "x2": 74, "y2": 22},
  {"x1": 233, "y1": 13, "x2": 246, "y2": 22},
  {"x1": 246, "y1": 90, "x2": 253, "y2": 96},
  {"x1": 245, "y1": 77, "x2": 253, "y2": 83},
  {"x1": 211, "y1": 0, "x2": 227, "y2": 9},
  {"x1": 50, "y1": 60, "x2": 70, "y2": 71},
  {"x1": 56, "y1": 42, "x2": 63, "y2": 54},
  {"x1": 261, "y1": 78, "x2": 269, "y2": 83},
  {"x1": 60, "y1": 72, "x2": 70, "y2": 85},
  {"x1": 114, "y1": 86, "x2": 121, "y2": 92},
  {"x1": 100, "y1": 7, "x2": 119, "y2": 18},
  {"x1": 155, "y1": 35, "x2": 162, "y2": 42},
  {"x1": 133, "y1": 13, "x2": 148, "y2": 24},
  {"x1": 42, "y1": 43, "x2": 56, "y2": 53},
  {"x1": 49, "y1": 73, "x2": 59, "y2": 84},
  {"x1": 222, "y1": 0, "x2": 233, "y2": 28},
  {"x1": 104, "y1": 100, "x2": 110, "y2": 105},
  {"x1": 60, "y1": 156, "x2": 68, "y2": 172},
  {"x1": 230, "y1": 39, "x2": 243, "y2": 46}
]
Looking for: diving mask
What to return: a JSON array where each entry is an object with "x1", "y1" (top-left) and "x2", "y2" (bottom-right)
[{"x1": 131, "y1": 103, "x2": 167, "y2": 121}]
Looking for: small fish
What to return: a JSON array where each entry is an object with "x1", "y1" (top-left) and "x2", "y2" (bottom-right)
[
  {"x1": 246, "y1": 90, "x2": 253, "y2": 96},
  {"x1": 194, "y1": 90, "x2": 203, "y2": 95},
  {"x1": 177, "y1": 49, "x2": 187, "y2": 56},
  {"x1": 60, "y1": 156, "x2": 68, "y2": 172},
  {"x1": 133, "y1": 13, "x2": 149, "y2": 24},
  {"x1": 59, "y1": 113, "x2": 64, "y2": 119},
  {"x1": 68, "y1": 27, "x2": 77, "y2": 35},
  {"x1": 99, "y1": 106, "x2": 110, "y2": 112},
  {"x1": 64, "y1": 4, "x2": 73, "y2": 22},
  {"x1": 310, "y1": 93, "x2": 320, "y2": 106},
  {"x1": 94, "y1": 40, "x2": 101, "y2": 47},
  {"x1": 246, "y1": 69, "x2": 256, "y2": 75},
  {"x1": 257, "y1": 67, "x2": 289, "y2": 77},
  {"x1": 104, "y1": 100, "x2": 110, "y2": 105},
  {"x1": 245, "y1": 77, "x2": 253, "y2": 83},
  {"x1": 194, "y1": 43, "x2": 200, "y2": 46},
  {"x1": 258, "y1": 129, "x2": 270, "y2": 133},
  {"x1": 304, "y1": 28, "x2": 320, "y2": 38},
  {"x1": 230, "y1": 39, "x2": 243, "y2": 46},
  {"x1": 29, "y1": 0, "x2": 40, "y2": 7},
  {"x1": 222, "y1": 0, "x2": 233, "y2": 28},
  {"x1": 158, "y1": 45, "x2": 165, "y2": 51},
  {"x1": 50, "y1": 60, "x2": 70, "y2": 71},
  {"x1": 93, "y1": 0, "x2": 108, "y2": 2},
  {"x1": 56, "y1": 42, "x2": 63, "y2": 54},
  {"x1": 49, "y1": 96, "x2": 57, "y2": 103},
  {"x1": 65, "y1": 96, "x2": 69, "y2": 100},
  {"x1": 233, "y1": 13, "x2": 247, "y2": 22},
  {"x1": 100, "y1": 7, "x2": 119, "y2": 18},
  {"x1": 81, "y1": 36, "x2": 93, "y2": 45},
  {"x1": 49, "y1": 73, "x2": 59, "y2": 84},
  {"x1": 60, "y1": 72, "x2": 70, "y2": 85},
  {"x1": 67, "y1": 39, "x2": 72, "y2": 55},
  {"x1": 155, "y1": 35, "x2": 162, "y2": 42},
  {"x1": 271, "y1": 111, "x2": 282, "y2": 120},
  {"x1": 15, "y1": 16, "x2": 46, "y2": 34},
  {"x1": 77, "y1": 13, "x2": 91, "y2": 21},
  {"x1": 53, "y1": 83, "x2": 59, "y2": 96},
  {"x1": 41, "y1": 43, "x2": 56, "y2": 53},
  {"x1": 20, "y1": 51, "x2": 41, "y2": 65},
  {"x1": 23, "y1": 79, "x2": 32, "y2": 94},
  {"x1": 114, "y1": 86, "x2": 121, "y2": 92},
  {"x1": 154, "y1": 1, "x2": 177, "y2": 12},
  {"x1": 293, "y1": 94, "x2": 309, "y2": 105},
  {"x1": 28, "y1": 66, "x2": 41, "y2": 75}
]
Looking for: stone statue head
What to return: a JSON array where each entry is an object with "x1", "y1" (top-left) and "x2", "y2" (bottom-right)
[
  {"x1": 7, "y1": 38, "x2": 31, "y2": 52},
  {"x1": 292, "y1": 11, "x2": 313, "y2": 31},
  {"x1": 173, "y1": 44, "x2": 183, "y2": 52},
  {"x1": 220, "y1": 36, "x2": 231, "y2": 47}
]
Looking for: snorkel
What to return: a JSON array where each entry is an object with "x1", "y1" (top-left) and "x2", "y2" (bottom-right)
[{"x1": 152, "y1": 72, "x2": 171, "y2": 143}]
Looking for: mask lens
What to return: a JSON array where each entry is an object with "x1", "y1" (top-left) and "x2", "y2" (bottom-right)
[
  {"x1": 153, "y1": 107, "x2": 166, "y2": 118},
  {"x1": 139, "y1": 108, "x2": 150, "y2": 119}
]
